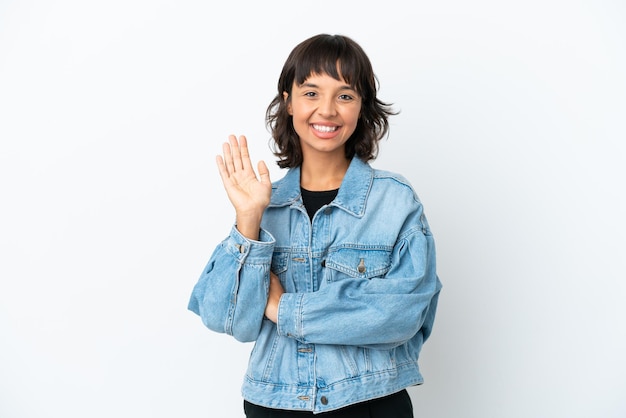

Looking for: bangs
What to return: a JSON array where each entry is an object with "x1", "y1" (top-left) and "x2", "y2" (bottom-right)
[{"x1": 292, "y1": 37, "x2": 362, "y2": 91}]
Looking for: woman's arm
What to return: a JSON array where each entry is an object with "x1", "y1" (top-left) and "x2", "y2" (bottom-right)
[
  {"x1": 188, "y1": 134, "x2": 276, "y2": 342},
  {"x1": 188, "y1": 226, "x2": 275, "y2": 342},
  {"x1": 276, "y1": 221, "x2": 442, "y2": 349}
]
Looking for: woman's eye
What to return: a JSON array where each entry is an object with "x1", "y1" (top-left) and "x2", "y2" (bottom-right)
[
  {"x1": 339, "y1": 94, "x2": 354, "y2": 101},
  {"x1": 305, "y1": 91, "x2": 317, "y2": 97}
]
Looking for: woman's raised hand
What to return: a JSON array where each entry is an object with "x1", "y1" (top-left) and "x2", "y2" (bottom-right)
[{"x1": 216, "y1": 135, "x2": 271, "y2": 240}]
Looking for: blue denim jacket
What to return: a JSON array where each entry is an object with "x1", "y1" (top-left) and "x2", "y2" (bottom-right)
[{"x1": 188, "y1": 157, "x2": 442, "y2": 414}]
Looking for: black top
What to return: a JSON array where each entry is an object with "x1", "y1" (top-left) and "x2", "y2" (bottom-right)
[{"x1": 301, "y1": 187, "x2": 339, "y2": 221}]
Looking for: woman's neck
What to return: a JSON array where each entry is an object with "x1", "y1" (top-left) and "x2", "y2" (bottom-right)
[{"x1": 300, "y1": 156, "x2": 350, "y2": 191}]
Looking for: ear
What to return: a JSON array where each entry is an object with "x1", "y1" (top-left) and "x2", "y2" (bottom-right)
[{"x1": 283, "y1": 91, "x2": 292, "y2": 115}]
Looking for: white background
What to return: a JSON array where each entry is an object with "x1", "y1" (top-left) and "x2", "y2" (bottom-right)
[{"x1": 1, "y1": 1, "x2": 625, "y2": 417}]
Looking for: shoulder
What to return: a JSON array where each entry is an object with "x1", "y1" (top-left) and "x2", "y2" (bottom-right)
[
  {"x1": 371, "y1": 168, "x2": 422, "y2": 202},
  {"x1": 369, "y1": 168, "x2": 434, "y2": 236},
  {"x1": 372, "y1": 168, "x2": 411, "y2": 185}
]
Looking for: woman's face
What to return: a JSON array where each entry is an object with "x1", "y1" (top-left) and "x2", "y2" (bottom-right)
[{"x1": 284, "y1": 72, "x2": 362, "y2": 161}]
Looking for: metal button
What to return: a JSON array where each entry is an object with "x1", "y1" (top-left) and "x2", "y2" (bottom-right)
[
  {"x1": 320, "y1": 396, "x2": 328, "y2": 405},
  {"x1": 357, "y1": 258, "x2": 366, "y2": 273}
]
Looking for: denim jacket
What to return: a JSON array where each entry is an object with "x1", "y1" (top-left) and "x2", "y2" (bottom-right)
[{"x1": 188, "y1": 157, "x2": 442, "y2": 414}]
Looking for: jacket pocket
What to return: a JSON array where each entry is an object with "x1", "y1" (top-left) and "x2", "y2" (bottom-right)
[{"x1": 324, "y1": 247, "x2": 392, "y2": 282}]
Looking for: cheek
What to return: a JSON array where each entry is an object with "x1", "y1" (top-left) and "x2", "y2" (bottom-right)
[
  {"x1": 347, "y1": 104, "x2": 361, "y2": 122},
  {"x1": 288, "y1": 101, "x2": 301, "y2": 116},
  {"x1": 346, "y1": 111, "x2": 361, "y2": 128}
]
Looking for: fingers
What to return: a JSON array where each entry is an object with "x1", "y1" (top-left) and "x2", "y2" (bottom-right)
[
  {"x1": 222, "y1": 135, "x2": 240, "y2": 174},
  {"x1": 238, "y1": 135, "x2": 255, "y2": 173},
  {"x1": 220, "y1": 135, "x2": 250, "y2": 175},
  {"x1": 216, "y1": 154, "x2": 230, "y2": 185},
  {"x1": 230, "y1": 134, "x2": 246, "y2": 172},
  {"x1": 216, "y1": 134, "x2": 270, "y2": 189},
  {"x1": 219, "y1": 141, "x2": 232, "y2": 179}
]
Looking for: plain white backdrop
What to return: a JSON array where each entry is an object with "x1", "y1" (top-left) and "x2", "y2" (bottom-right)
[{"x1": 1, "y1": 1, "x2": 625, "y2": 417}]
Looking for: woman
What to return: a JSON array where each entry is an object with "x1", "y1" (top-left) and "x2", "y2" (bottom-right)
[{"x1": 188, "y1": 33, "x2": 442, "y2": 417}]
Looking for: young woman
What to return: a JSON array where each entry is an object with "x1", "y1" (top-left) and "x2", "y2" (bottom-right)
[{"x1": 188, "y1": 34, "x2": 442, "y2": 417}]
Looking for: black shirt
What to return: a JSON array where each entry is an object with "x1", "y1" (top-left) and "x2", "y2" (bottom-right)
[{"x1": 301, "y1": 187, "x2": 339, "y2": 221}]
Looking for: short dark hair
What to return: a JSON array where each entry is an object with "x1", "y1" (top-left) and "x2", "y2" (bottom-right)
[{"x1": 266, "y1": 34, "x2": 398, "y2": 169}]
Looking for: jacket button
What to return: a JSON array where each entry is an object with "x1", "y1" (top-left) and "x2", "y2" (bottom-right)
[
  {"x1": 321, "y1": 260, "x2": 326, "y2": 267},
  {"x1": 320, "y1": 396, "x2": 328, "y2": 405},
  {"x1": 357, "y1": 258, "x2": 366, "y2": 273}
]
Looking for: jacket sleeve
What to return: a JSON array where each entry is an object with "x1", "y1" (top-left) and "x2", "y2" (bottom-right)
[
  {"x1": 276, "y1": 212, "x2": 442, "y2": 349},
  {"x1": 188, "y1": 225, "x2": 275, "y2": 342}
]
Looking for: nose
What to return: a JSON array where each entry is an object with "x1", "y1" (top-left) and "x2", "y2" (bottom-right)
[{"x1": 317, "y1": 96, "x2": 337, "y2": 117}]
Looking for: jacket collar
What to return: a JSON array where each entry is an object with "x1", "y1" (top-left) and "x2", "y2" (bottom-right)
[{"x1": 269, "y1": 157, "x2": 373, "y2": 218}]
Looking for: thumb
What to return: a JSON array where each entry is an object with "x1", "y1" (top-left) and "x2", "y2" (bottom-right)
[{"x1": 257, "y1": 160, "x2": 271, "y2": 185}]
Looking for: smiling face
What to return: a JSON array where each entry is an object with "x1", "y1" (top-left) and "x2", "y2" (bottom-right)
[{"x1": 284, "y1": 72, "x2": 362, "y2": 162}]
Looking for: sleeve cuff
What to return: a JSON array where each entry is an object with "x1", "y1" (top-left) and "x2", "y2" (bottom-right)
[
  {"x1": 226, "y1": 225, "x2": 275, "y2": 263},
  {"x1": 277, "y1": 292, "x2": 304, "y2": 341}
]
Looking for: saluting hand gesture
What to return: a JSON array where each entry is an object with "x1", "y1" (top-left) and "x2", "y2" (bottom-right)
[{"x1": 216, "y1": 135, "x2": 271, "y2": 240}]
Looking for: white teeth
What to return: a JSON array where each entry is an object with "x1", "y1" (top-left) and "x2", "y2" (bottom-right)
[{"x1": 313, "y1": 124, "x2": 338, "y2": 133}]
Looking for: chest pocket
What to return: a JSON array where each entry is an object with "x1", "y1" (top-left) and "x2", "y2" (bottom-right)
[{"x1": 324, "y1": 248, "x2": 392, "y2": 282}]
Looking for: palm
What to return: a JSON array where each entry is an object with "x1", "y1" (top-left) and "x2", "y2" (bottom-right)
[{"x1": 217, "y1": 135, "x2": 271, "y2": 215}]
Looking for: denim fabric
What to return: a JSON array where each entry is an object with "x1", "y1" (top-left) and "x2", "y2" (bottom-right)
[
  {"x1": 188, "y1": 157, "x2": 442, "y2": 414},
  {"x1": 244, "y1": 389, "x2": 413, "y2": 417}
]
